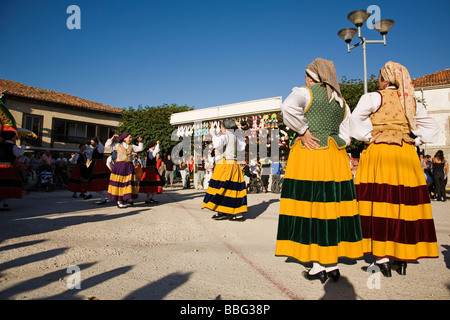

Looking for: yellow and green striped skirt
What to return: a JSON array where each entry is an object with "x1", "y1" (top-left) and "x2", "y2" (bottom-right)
[
  {"x1": 355, "y1": 142, "x2": 438, "y2": 261},
  {"x1": 202, "y1": 158, "x2": 247, "y2": 215},
  {"x1": 275, "y1": 140, "x2": 363, "y2": 266}
]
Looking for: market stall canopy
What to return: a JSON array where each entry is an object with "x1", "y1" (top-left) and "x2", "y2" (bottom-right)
[{"x1": 170, "y1": 97, "x2": 283, "y2": 125}]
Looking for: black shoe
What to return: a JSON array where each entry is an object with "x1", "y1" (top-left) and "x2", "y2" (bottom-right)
[
  {"x1": 392, "y1": 261, "x2": 407, "y2": 275},
  {"x1": 212, "y1": 213, "x2": 229, "y2": 220},
  {"x1": 361, "y1": 261, "x2": 392, "y2": 277},
  {"x1": 72, "y1": 194, "x2": 78, "y2": 198},
  {"x1": 303, "y1": 270, "x2": 327, "y2": 284},
  {"x1": 96, "y1": 200, "x2": 107, "y2": 205},
  {"x1": 327, "y1": 269, "x2": 340, "y2": 282},
  {"x1": 80, "y1": 193, "x2": 86, "y2": 198},
  {"x1": 229, "y1": 215, "x2": 246, "y2": 222},
  {"x1": 83, "y1": 194, "x2": 93, "y2": 200}
]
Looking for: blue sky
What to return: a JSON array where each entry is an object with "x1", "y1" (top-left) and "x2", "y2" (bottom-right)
[{"x1": 1, "y1": 0, "x2": 449, "y2": 110}]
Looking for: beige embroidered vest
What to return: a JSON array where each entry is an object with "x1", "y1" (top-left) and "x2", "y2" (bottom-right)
[
  {"x1": 116, "y1": 143, "x2": 133, "y2": 162},
  {"x1": 369, "y1": 89, "x2": 415, "y2": 146}
]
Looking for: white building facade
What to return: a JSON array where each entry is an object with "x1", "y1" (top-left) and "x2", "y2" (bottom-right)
[{"x1": 413, "y1": 69, "x2": 450, "y2": 157}]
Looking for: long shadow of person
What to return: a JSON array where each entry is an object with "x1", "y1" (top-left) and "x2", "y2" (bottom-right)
[
  {"x1": 124, "y1": 271, "x2": 192, "y2": 300},
  {"x1": 246, "y1": 199, "x2": 279, "y2": 219},
  {"x1": 442, "y1": 245, "x2": 450, "y2": 270},
  {"x1": 320, "y1": 276, "x2": 357, "y2": 300}
]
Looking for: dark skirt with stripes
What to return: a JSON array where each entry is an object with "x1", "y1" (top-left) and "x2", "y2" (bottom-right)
[
  {"x1": 355, "y1": 142, "x2": 438, "y2": 261},
  {"x1": 107, "y1": 161, "x2": 139, "y2": 201},
  {"x1": 68, "y1": 163, "x2": 87, "y2": 193},
  {"x1": 139, "y1": 166, "x2": 163, "y2": 194},
  {"x1": 202, "y1": 158, "x2": 247, "y2": 215},
  {"x1": 85, "y1": 160, "x2": 110, "y2": 192},
  {"x1": 0, "y1": 164, "x2": 22, "y2": 199}
]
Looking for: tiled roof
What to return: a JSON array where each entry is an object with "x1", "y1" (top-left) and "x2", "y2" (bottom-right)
[
  {"x1": 413, "y1": 69, "x2": 450, "y2": 88},
  {"x1": 0, "y1": 79, "x2": 124, "y2": 114}
]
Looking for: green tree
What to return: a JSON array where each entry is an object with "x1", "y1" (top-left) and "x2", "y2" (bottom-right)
[
  {"x1": 118, "y1": 103, "x2": 194, "y2": 155},
  {"x1": 340, "y1": 74, "x2": 379, "y2": 157}
]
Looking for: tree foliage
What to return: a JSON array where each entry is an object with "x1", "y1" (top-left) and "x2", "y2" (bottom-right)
[
  {"x1": 118, "y1": 103, "x2": 194, "y2": 155},
  {"x1": 340, "y1": 74, "x2": 379, "y2": 157},
  {"x1": 117, "y1": 75, "x2": 380, "y2": 158}
]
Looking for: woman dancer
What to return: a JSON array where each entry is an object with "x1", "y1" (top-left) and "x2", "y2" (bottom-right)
[
  {"x1": 275, "y1": 57, "x2": 363, "y2": 283},
  {"x1": 139, "y1": 141, "x2": 164, "y2": 204},
  {"x1": 0, "y1": 130, "x2": 26, "y2": 211},
  {"x1": 350, "y1": 61, "x2": 439, "y2": 276},
  {"x1": 68, "y1": 143, "x2": 88, "y2": 198},
  {"x1": 84, "y1": 137, "x2": 110, "y2": 204},
  {"x1": 202, "y1": 119, "x2": 247, "y2": 221},
  {"x1": 105, "y1": 133, "x2": 143, "y2": 208}
]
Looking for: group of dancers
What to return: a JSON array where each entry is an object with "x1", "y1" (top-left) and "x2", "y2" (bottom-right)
[
  {"x1": 0, "y1": 57, "x2": 442, "y2": 285},
  {"x1": 68, "y1": 133, "x2": 163, "y2": 208},
  {"x1": 202, "y1": 58, "x2": 440, "y2": 284}
]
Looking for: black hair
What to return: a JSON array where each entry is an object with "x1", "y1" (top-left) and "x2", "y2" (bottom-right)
[
  {"x1": 221, "y1": 119, "x2": 238, "y2": 130},
  {"x1": 1, "y1": 131, "x2": 16, "y2": 141}
]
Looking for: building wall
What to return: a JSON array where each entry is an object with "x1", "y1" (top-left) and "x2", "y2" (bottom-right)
[
  {"x1": 5, "y1": 98, "x2": 122, "y2": 151},
  {"x1": 415, "y1": 86, "x2": 450, "y2": 157}
]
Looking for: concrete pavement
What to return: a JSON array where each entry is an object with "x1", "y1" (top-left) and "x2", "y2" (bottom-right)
[{"x1": 0, "y1": 186, "x2": 449, "y2": 301}]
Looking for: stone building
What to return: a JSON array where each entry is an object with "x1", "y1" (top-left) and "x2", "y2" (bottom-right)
[{"x1": 0, "y1": 79, "x2": 123, "y2": 153}]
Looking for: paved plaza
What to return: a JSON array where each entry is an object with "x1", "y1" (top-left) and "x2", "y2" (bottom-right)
[{"x1": 0, "y1": 186, "x2": 449, "y2": 301}]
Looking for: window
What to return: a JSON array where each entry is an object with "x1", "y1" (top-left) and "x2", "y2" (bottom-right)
[
  {"x1": 99, "y1": 126, "x2": 115, "y2": 143},
  {"x1": 22, "y1": 114, "x2": 43, "y2": 147},
  {"x1": 52, "y1": 119, "x2": 116, "y2": 145}
]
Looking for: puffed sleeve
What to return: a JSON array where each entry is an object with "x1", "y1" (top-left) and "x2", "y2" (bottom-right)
[
  {"x1": 338, "y1": 104, "x2": 352, "y2": 146},
  {"x1": 349, "y1": 92, "x2": 382, "y2": 142},
  {"x1": 212, "y1": 134, "x2": 228, "y2": 150},
  {"x1": 281, "y1": 87, "x2": 311, "y2": 135},
  {"x1": 13, "y1": 145, "x2": 26, "y2": 157},
  {"x1": 105, "y1": 138, "x2": 117, "y2": 151},
  {"x1": 96, "y1": 141, "x2": 105, "y2": 154},
  {"x1": 133, "y1": 142, "x2": 144, "y2": 153},
  {"x1": 411, "y1": 102, "x2": 439, "y2": 145}
]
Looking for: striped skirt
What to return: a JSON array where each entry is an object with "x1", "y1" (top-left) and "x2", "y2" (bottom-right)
[
  {"x1": 68, "y1": 164, "x2": 87, "y2": 193},
  {"x1": 139, "y1": 166, "x2": 163, "y2": 194},
  {"x1": 202, "y1": 158, "x2": 247, "y2": 215},
  {"x1": 275, "y1": 140, "x2": 363, "y2": 266},
  {"x1": 85, "y1": 160, "x2": 110, "y2": 192},
  {"x1": 107, "y1": 161, "x2": 139, "y2": 201},
  {"x1": 355, "y1": 142, "x2": 438, "y2": 261},
  {"x1": 0, "y1": 164, "x2": 22, "y2": 199}
]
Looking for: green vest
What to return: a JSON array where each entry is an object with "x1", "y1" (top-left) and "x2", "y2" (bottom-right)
[{"x1": 296, "y1": 84, "x2": 347, "y2": 149}]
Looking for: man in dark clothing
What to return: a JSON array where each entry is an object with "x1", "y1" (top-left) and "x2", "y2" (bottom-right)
[{"x1": 163, "y1": 154, "x2": 174, "y2": 187}]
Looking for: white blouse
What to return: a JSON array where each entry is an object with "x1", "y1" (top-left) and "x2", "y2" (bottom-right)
[
  {"x1": 105, "y1": 139, "x2": 144, "y2": 153},
  {"x1": 4, "y1": 140, "x2": 26, "y2": 157},
  {"x1": 281, "y1": 87, "x2": 352, "y2": 145},
  {"x1": 349, "y1": 87, "x2": 439, "y2": 145},
  {"x1": 148, "y1": 143, "x2": 160, "y2": 160},
  {"x1": 212, "y1": 132, "x2": 246, "y2": 161},
  {"x1": 85, "y1": 141, "x2": 105, "y2": 160}
]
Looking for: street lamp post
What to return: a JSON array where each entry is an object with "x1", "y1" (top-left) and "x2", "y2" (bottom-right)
[{"x1": 338, "y1": 10, "x2": 395, "y2": 94}]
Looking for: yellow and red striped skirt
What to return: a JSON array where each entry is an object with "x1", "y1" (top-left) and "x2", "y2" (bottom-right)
[
  {"x1": 355, "y1": 142, "x2": 438, "y2": 261},
  {"x1": 275, "y1": 139, "x2": 363, "y2": 266}
]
